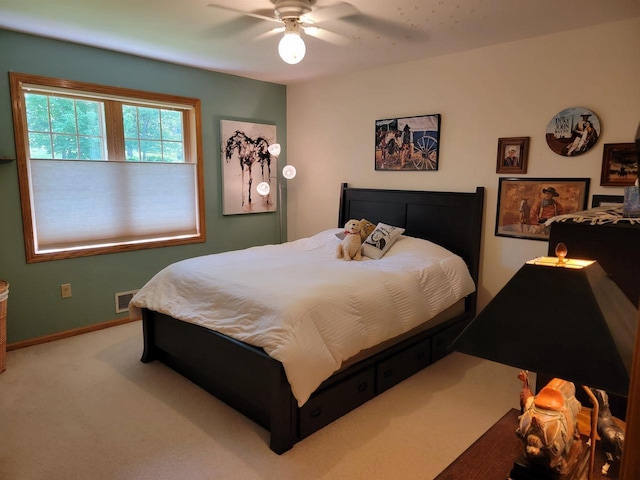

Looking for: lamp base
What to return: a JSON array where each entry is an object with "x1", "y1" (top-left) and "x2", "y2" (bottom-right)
[{"x1": 510, "y1": 443, "x2": 590, "y2": 480}]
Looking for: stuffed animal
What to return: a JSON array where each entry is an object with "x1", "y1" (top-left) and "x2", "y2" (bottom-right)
[
  {"x1": 336, "y1": 219, "x2": 363, "y2": 261},
  {"x1": 358, "y1": 218, "x2": 376, "y2": 242}
]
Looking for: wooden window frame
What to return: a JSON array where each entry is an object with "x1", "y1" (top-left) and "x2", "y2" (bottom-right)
[{"x1": 10, "y1": 72, "x2": 206, "y2": 262}]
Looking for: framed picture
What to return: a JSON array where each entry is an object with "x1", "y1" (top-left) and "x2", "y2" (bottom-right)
[
  {"x1": 495, "y1": 177, "x2": 590, "y2": 241},
  {"x1": 545, "y1": 107, "x2": 601, "y2": 157},
  {"x1": 375, "y1": 114, "x2": 440, "y2": 171},
  {"x1": 600, "y1": 142, "x2": 638, "y2": 186},
  {"x1": 221, "y1": 119, "x2": 278, "y2": 215},
  {"x1": 496, "y1": 137, "x2": 529, "y2": 174},
  {"x1": 591, "y1": 194, "x2": 624, "y2": 208}
]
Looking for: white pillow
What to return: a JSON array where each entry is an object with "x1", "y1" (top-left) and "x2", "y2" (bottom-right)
[{"x1": 361, "y1": 222, "x2": 405, "y2": 259}]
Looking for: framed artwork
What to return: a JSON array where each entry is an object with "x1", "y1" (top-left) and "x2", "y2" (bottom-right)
[
  {"x1": 495, "y1": 177, "x2": 590, "y2": 241},
  {"x1": 496, "y1": 137, "x2": 529, "y2": 174},
  {"x1": 545, "y1": 107, "x2": 601, "y2": 157},
  {"x1": 591, "y1": 194, "x2": 623, "y2": 208},
  {"x1": 600, "y1": 142, "x2": 638, "y2": 186},
  {"x1": 221, "y1": 119, "x2": 278, "y2": 215},
  {"x1": 375, "y1": 114, "x2": 440, "y2": 171}
]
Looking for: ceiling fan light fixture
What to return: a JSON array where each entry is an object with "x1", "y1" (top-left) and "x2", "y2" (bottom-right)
[
  {"x1": 274, "y1": 0, "x2": 312, "y2": 20},
  {"x1": 278, "y1": 18, "x2": 306, "y2": 64}
]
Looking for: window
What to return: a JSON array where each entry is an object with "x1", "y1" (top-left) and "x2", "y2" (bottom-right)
[
  {"x1": 10, "y1": 73, "x2": 205, "y2": 263},
  {"x1": 122, "y1": 105, "x2": 185, "y2": 162}
]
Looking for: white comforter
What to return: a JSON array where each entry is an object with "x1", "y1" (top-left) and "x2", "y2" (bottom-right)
[{"x1": 130, "y1": 229, "x2": 475, "y2": 406}]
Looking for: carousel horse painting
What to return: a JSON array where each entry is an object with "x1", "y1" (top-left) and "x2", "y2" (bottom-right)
[{"x1": 221, "y1": 120, "x2": 277, "y2": 214}]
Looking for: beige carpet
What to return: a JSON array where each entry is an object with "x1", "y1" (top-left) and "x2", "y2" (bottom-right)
[{"x1": 0, "y1": 322, "x2": 523, "y2": 480}]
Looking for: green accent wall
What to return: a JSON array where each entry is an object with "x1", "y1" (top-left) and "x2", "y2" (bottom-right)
[{"x1": 0, "y1": 30, "x2": 287, "y2": 343}]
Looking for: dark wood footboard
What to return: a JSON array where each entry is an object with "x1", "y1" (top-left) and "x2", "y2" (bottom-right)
[
  {"x1": 142, "y1": 307, "x2": 473, "y2": 454},
  {"x1": 142, "y1": 309, "x2": 297, "y2": 453}
]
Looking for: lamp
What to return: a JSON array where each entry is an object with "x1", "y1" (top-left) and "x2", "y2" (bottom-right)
[
  {"x1": 256, "y1": 144, "x2": 283, "y2": 198},
  {"x1": 256, "y1": 181, "x2": 271, "y2": 196},
  {"x1": 282, "y1": 164, "x2": 296, "y2": 180},
  {"x1": 278, "y1": 18, "x2": 306, "y2": 64},
  {"x1": 265, "y1": 143, "x2": 296, "y2": 243},
  {"x1": 267, "y1": 143, "x2": 281, "y2": 157},
  {"x1": 451, "y1": 250, "x2": 638, "y2": 480}
]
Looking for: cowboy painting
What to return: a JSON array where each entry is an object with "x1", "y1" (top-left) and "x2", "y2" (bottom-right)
[{"x1": 530, "y1": 186, "x2": 564, "y2": 225}]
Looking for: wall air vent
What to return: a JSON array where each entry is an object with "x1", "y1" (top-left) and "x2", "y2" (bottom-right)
[{"x1": 115, "y1": 290, "x2": 138, "y2": 313}]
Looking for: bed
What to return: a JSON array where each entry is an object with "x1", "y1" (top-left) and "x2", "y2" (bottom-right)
[{"x1": 134, "y1": 183, "x2": 485, "y2": 453}]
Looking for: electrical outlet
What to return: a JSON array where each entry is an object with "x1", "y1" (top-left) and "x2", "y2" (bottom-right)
[{"x1": 61, "y1": 283, "x2": 72, "y2": 298}]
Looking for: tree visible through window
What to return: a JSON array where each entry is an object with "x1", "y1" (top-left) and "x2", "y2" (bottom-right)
[
  {"x1": 123, "y1": 105, "x2": 184, "y2": 162},
  {"x1": 25, "y1": 93, "x2": 106, "y2": 160},
  {"x1": 10, "y1": 73, "x2": 205, "y2": 263}
]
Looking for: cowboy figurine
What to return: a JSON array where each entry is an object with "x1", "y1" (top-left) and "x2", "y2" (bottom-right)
[{"x1": 530, "y1": 186, "x2": 564, "y2": 225}]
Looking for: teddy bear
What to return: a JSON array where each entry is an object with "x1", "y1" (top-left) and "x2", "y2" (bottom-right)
[
  {"x1": 358, "y1": 218, "x2": 376, "y2": 242},
  {"x1": 336, "y1": 219, "x2": 363, "y2": 261}
]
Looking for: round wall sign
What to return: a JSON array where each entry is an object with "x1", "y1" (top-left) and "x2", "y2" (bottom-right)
[{"x1": 545, "y1": 107, "x2": 601, "y2": 157}]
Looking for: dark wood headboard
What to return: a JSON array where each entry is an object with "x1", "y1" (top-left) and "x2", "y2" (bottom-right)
[{"x1": 338, "y1": 183, "x2": 485, "y2": 315}]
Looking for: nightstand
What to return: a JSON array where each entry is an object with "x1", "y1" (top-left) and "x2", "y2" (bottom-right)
[
  {"x1": 435, "y1": 409, "x2": 522, "y2": 480},
  {"x1": 435, "y1": 408, "x2": 619, "y2": 480}
]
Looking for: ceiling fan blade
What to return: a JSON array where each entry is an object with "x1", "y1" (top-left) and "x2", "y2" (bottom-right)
[
  {"x1": 207, "y1": 3, "x2": 280, "y2": 23},
  {"x1": 302, "y1": 2, "x2": 358, "y2": 24},
  {"x1": 255, "y1": 26, "x2": 285, "y2": 41},
  {"x1": 303, "y1": 26, "x2": 349, "y2": 46}
]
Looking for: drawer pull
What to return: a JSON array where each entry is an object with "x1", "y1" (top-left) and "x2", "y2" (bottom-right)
[
  {"x1": 383, "y1": 369, "x2": 393, "y2": 378},
  {"x1": 357, "y1": 382, "x2": 368, "y2": 392},
  {"x1": 310, "y1": 407, "x2": 322, "y2": 418}
]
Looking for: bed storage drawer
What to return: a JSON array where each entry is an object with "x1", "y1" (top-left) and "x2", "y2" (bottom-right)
[
  {"x1": 432, "y1": 321, "x2": 467, "y2": 362},
  {"x1": 376, "y1": 338, "x2": 431, "y2": 393},
  {"x1": 299, "y1": 367, "x2": 375, "y2": 438}
]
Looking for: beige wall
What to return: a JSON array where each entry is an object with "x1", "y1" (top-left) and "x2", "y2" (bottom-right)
[{"x1": 286, "y1": 17, "x2": 640, "y2": 312}]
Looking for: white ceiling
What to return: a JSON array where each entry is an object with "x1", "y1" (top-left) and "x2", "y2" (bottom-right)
[{"x1": 2, "y1": 0, "x2": 639, "y2": 85}]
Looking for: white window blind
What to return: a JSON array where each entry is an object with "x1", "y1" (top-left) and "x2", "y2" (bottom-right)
[{"x1": 30, "y1": 159, "x2": 198, "y2": 251}]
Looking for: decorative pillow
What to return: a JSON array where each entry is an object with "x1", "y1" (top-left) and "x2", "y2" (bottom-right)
[{"x1": 361, "y1": 222, "x2": 405, "y2": 259}]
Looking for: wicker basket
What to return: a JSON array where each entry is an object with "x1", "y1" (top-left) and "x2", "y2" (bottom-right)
[{"x1": 0, "y1": 280, "x2": 8, "y2": 374}]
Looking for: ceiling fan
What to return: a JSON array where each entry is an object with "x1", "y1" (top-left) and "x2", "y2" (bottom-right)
[{"x1": 207, "y1": 0, "x2": 358, "y2": 64}]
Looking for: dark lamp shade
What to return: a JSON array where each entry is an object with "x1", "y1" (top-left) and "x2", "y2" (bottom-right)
[{"x1": 450, "y1": 259, "x2": 638, "y2": 396}]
